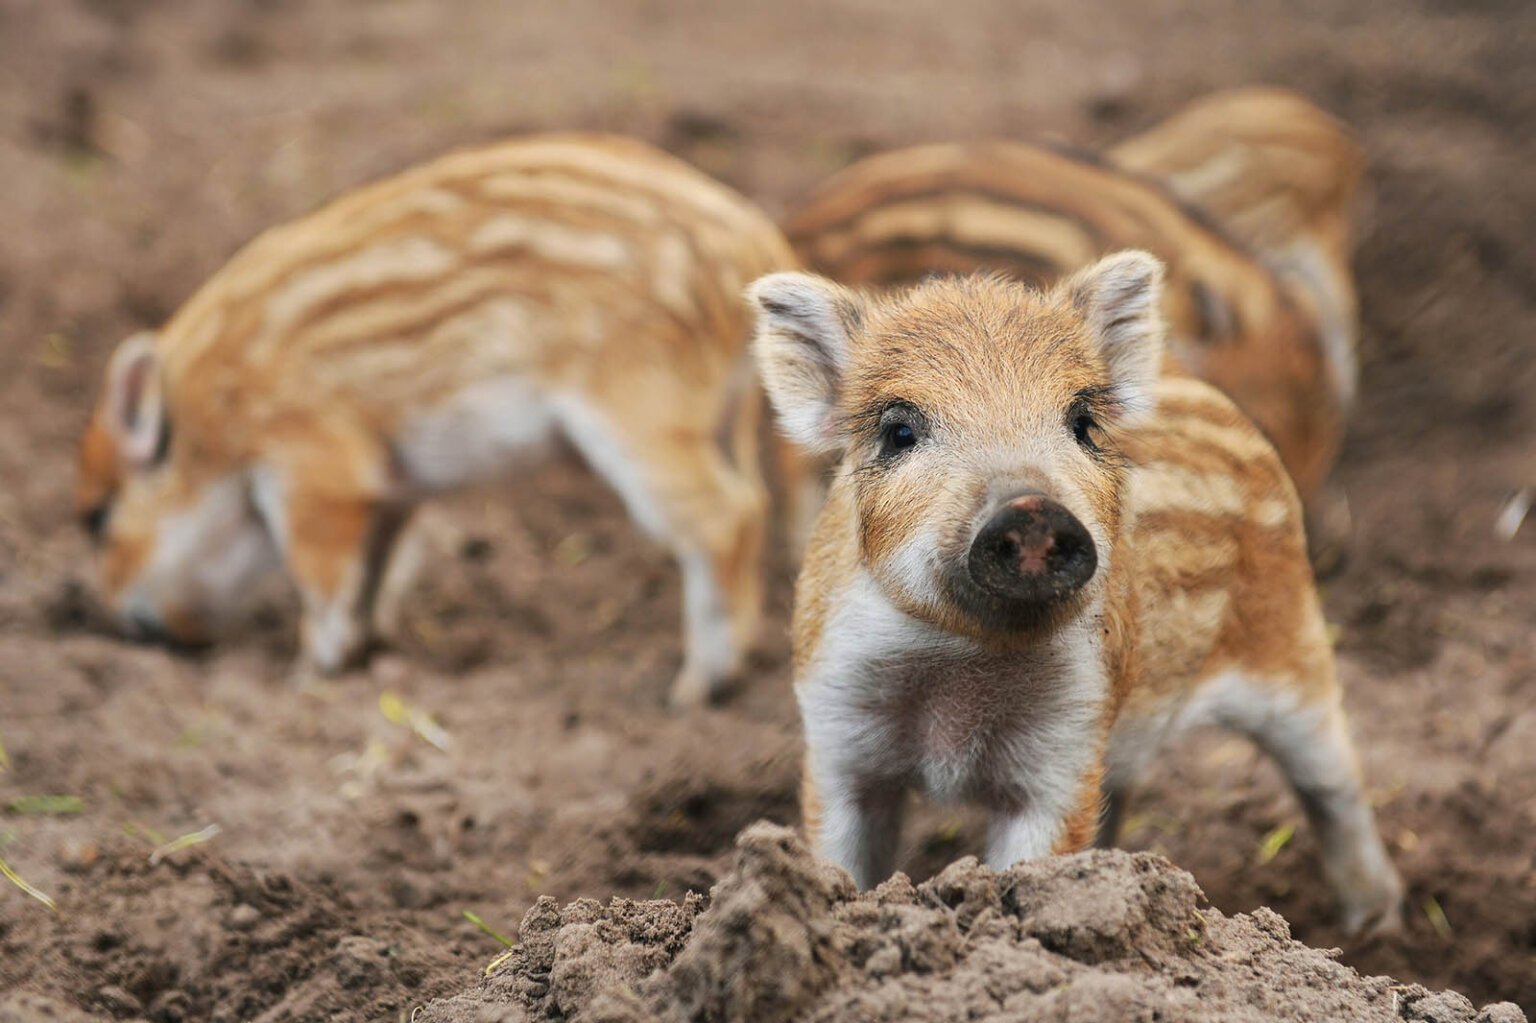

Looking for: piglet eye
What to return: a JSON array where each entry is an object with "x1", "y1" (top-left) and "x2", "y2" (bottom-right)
[
  {"x1": 880, "y1": 421, "x2": 919, "y2": 458},
  {"x1": 1071, "y1": 409, "x2": 1099, "y2": 451},
  {"x1": 874, "y1": 402, "x2": 925, "y2": 460},
  {"x1": 81, "y1": 503, "x2": 109, "y2": 542}
]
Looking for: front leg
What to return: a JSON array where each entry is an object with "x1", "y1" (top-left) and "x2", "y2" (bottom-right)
[
  {"x1": 284, "y1": 493, "x2": 410, "y2": 673},
  {"x1": 986, "y1": 748, "x2": 1107, "y2": 867},
  {"x1": 254, "y1": 425, "x2": 411, "y2": 675},
  {"x1": 802, "y1": 757, "x2": 905, "y2": 889},
  {"x1": 985, "y1": 808, "x2": 1063, "y2": 869},
  {"x1": 256, "y1": 480, "x2": 410, "y2": 675}
]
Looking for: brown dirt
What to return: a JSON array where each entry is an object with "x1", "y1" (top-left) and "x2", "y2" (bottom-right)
[
  {"x1": 0, "y1": 0, "x2": 1532, "y2": 1020},
  {"x1": 421, "y1": 824, "x2": 1525, "y2": 1023}
]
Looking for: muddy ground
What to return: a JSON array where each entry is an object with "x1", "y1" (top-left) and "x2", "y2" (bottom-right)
[{"x1": 0, "y1": 0, "x2": 1532, "y2": 1020}]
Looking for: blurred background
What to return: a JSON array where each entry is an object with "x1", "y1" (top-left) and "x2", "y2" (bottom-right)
[{"x1": 0, "y1": 0, "x2": 1531, "y2": 1019}]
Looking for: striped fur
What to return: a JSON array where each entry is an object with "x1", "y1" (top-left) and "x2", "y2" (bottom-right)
[
  {"x1": 75, "y1": 133, "x2": 798, "y2": 706},
  {"x1": 784, "y1": 138, "x2": 1344, "y2": 507},
  {"x1": 753, "y1": 263, "x2": 1401, "y2": 933},
  {"x1": 1110, "y1": 86, "x2": 1366, "y2": 411}
]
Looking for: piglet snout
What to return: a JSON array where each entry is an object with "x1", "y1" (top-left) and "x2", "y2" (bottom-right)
[{"x1": 967, "y1": 493, "x2": 1097, "y2": 603}]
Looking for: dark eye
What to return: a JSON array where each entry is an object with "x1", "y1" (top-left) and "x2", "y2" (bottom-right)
[
  {"x1": 81, "y1": 503, "x2": 109, "y2": 542},
  {"x1": 884, "y1": 422, "x2": 918, "y2": 452},
  {"x1": 1071, "y1": 407, "x2": 1099, "y2": 451},
  {"x1": 873, "y1": 402, "x2": 926, "y2": 461}
]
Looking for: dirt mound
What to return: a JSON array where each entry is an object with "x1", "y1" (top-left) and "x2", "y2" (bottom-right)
[
  {"x1": 420, "y1": 824, "x2": 1526, "y2": 1023},
  {"x1": 0, "y1": 840, "x2": 465, "y2": 1023}
]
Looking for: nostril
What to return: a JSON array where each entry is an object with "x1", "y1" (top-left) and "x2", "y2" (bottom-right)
[{"x1": 1003, "y1": 525, "x2": 1058, "y2": 575}]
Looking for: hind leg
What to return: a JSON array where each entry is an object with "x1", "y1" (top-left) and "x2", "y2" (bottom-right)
[
  {"x1": 558, "y1": 396, "x2": 767, "y2": 709},
  {"x1": 1096, "y1": 786, "x2": 1130, "y2": 849},
  {"x1": 1304, "y1": 481, "x2": 1353, "y2": 579},
  {"x1": 1216, "y1": 676, "x2": 1404, "y2": 934},
  {"x1": 1097, "y1": 712, "x2": 1168, "y2": 848}
]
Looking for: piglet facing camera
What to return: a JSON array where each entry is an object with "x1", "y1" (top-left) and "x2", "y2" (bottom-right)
[{"x1": 752, "y1": 251, "x2": 1403, "y2": 935}]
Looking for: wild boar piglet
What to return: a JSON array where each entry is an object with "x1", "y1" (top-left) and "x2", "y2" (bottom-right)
[
  {"x1": 76, "y1": 133, "x2": 799, "y2": 706},
  {"x1": 750, "y1": 252, "x2": 1402, "y2": 933}
]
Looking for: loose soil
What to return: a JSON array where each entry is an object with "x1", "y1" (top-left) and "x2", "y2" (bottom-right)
[
  {"x1": 0, "y1": 0, "x2": 1532, "y2": 1020},
  {"x1": 423, "y1": 824, "x2": 1525, "y2": 1023}
]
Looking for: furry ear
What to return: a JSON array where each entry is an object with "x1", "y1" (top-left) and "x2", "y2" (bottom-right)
[
  {"x1": 748, "y1": 272, "x2": 867, "y2": 455},
  {"x1": 1065, "y1": 250, "x2": 1166, "y2": 422},
  {"x1": 104, "y1": 331, "x2": 167, "y2": 467}
]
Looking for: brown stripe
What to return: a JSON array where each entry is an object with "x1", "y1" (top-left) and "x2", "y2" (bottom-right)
[
  {"x1": 788, "y1": 141, "x2": 1248, "y2": 256},
  {"x1": 791, "y1": 183, "x2": 1114, "y2": 258},
  {"x1": 803, "y1": 233, "x2": 1075, "y2": 287}
]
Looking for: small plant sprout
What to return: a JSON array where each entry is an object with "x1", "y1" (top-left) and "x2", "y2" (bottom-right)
[
  {"x1": 463, "y1": 910, "x2": 515, "y2": 948},
  {"x1": 1422, "y1": 896, "x2": 1452, "y2": 941},
  {"x1": 123, "y1": 820, "x2": 170, "y2": 846},
  {"x1": 1256, "y1": 823, "x2": 1296, "y2": 865},
  {"x1": 380, "y1": 692, "x2": 452, "y2": 752},
  {"x1": 8, "y1": 795, "x2": 84, "y2": 815},
  {"x1": 148, "y1": 823, "x2": 223, "y2": 865},
  {"x1": 485, "y1": 948, "x2": 519, "y2": 976},
  {"x1": 467, "y1": 908, "x2": 523, "y2": 974}
]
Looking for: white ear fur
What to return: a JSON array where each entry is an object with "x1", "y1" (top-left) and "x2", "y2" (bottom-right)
[
  {"x1": 1065, "y1": 250, "x2": 1166, "y2": 423},
  {"x1": 748, "y1": 272, "x2": 865, "y2": 455},
  {"x1": 104, "y1": 331, "x2": 167, "y2": 467}
]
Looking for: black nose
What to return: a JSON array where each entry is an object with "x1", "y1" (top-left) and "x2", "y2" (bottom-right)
[{"x1": 967, "y1": 493, "x2": 1098, "y2": 603}]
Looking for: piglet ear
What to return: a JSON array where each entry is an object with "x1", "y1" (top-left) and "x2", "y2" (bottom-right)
[
  {"x1": 1064, "y1": 250, "x2": 1166, "y2": 423},
  {"x1": 748, "y1": 272, "x2": 866, "y2": 455},
  {"x1": 104, "y1": 331, "x2": 168, "y2": 467}
]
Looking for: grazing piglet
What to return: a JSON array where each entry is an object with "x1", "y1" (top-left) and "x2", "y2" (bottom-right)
[
  {"x1": 749, "y1": 252, "x2": 1402, "y2": 933},
  {"x1": 75, "y1": 133, "x2": 796, "y2": 707}
]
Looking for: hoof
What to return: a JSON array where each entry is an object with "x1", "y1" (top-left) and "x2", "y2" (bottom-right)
[
  {"x1": 1343, "y1": 900, "x2": 1405, "y2": 939},
  {"x1": 1339, "y1": 871, "x2": 1406, "y2": 938},
  {"x1": 666, "y1": 668, "x2": 713, "y2": 711},
  {"x1": 1306, "y1": 485, "x2": 1354, "y2": 579}
]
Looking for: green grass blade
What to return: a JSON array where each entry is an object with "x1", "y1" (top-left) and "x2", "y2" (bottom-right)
[
  {"x1": 0, "y1": 854, "x2": 56, "y2": 911},
  {"x1": 8, "y1": 795, "x2": 83, "y2": 816},
  {"x1": 463, "y1": 910, "x2": 514, "y2": 948}
]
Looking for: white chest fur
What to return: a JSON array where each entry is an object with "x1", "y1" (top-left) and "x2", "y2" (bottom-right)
[{"x1": 798, "y1": 571, "x2": 1107, "y2": 819}]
